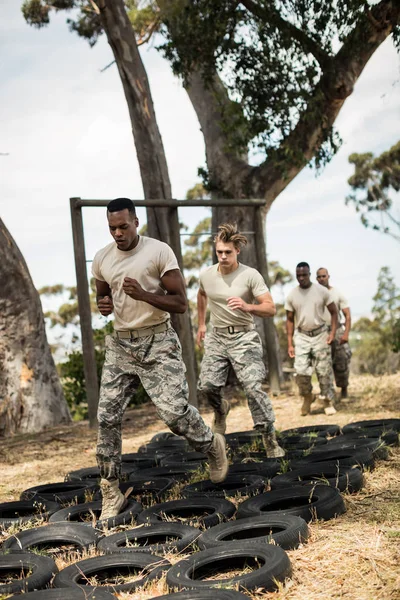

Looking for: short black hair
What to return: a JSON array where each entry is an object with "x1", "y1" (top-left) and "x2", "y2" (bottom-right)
[
  {"x1": 296, "y1": 262, "x2": 310, "y2": 270},
  {"x1": 107, "y1": 198, "x2": 136, "y2": 215}
]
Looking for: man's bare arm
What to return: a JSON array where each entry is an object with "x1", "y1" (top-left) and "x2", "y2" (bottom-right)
[
  {"x1": 227, "y1": 291, "x2": 276, "y2": 318},
  {"x1": 341, "y1": 307, "x2": 352, "y2": 344},
  {"x1": 286, "y1": 310, "x2": 295, "y2": 358},
  {"x1": 326, "y1": 302, "x2": 338, "y2": 343},
  {"x1": 197, "y1": 288, "x2": 208, "y2": 346},
  {"x1": 95, "y1": 279, "x2": 113, "y2": 316},
  {"x1": 122, "y1": 269, "x2": 187, "y2": 314}
]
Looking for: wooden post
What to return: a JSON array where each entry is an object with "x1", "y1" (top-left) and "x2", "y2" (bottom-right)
[
  {"x1": 254, "y1": 206, "x2": 281, "y2": 394},
  {"x1": 70, "y1": 198, "x2": 99, "y2": 428}
]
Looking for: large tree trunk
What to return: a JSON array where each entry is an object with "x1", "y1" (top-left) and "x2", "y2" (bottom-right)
[
  {"x1": 0, "y1": 219, "x2": 71, "y2": 437},
  {"x1": 186, "y1": 71, "x2": 282, "y2": 391},
  {"x1": 98, "y1": 0, "x2": 198, "y2": 405}
]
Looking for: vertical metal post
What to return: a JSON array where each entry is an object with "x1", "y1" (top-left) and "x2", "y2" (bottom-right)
[{"x1": 70, "y1": 198, "x2": 99, "y2": 428}]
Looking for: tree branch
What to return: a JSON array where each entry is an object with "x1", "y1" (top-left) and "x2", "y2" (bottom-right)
[
  {"x1": 248, "y1": 0, "x2": 400, "y2": 207},
  {"x1": 239, "y1": 0, "x2": 331, "y2": 68}
]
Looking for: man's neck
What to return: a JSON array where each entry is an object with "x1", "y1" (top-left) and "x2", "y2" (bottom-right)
[{"x1": 218, "y1": 262, "x2": 239, "y2": 275}]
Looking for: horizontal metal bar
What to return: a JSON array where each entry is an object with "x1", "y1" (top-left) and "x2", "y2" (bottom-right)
[{"x1": 70, "y1": 197, "x2": 266, "y2": 208}]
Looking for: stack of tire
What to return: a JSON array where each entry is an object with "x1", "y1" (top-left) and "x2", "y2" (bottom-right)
[{"x1": 0, "y1": 418, "x2": 398, "y2": 598}]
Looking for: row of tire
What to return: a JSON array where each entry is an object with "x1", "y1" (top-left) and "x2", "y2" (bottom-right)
[{"x1": 0, "y1": 418, "x2": 399, "y2": 599}]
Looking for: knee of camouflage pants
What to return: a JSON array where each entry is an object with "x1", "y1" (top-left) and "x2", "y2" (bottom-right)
[
  {"x1": 295, "y1": 374, "x2": 312, "y2": 396},
  {"x1": 198, "y1": 383, "x2": 224, "y2": 413}
]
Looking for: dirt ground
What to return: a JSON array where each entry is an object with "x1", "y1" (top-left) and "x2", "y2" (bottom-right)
[{"x1": 0, "y1": 373, "x2": 399, "y2": 599}]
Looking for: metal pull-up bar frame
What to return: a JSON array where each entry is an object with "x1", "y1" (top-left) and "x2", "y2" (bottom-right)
[{"x1": 70, "y1": 197, "x2": 266, "y2": 428}]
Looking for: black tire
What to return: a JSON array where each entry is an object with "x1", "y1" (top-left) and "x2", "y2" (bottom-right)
[
  {"x1": 279, "y1": 435, "x2": 327, "y2": 450},
  {"x1": 151, "y1": 431, "x2": 178, "y2": 443},
  {"x1": 5, "y1": 589, "x2": 116, "y2": 600},
  {"x1": 197, "y1": 514, "x2": 309, "y2": 551},
  {"x1": 136, "y1": 465, "x2": 200, "y2": 481},
  {"x1": 336, "y1": 428, "x2": 398, "y2": 446},
  {"x1": 0, "y1": 552, "x2": 57, "y2": 595},
  {"x1": 65, "y1": 464, "x2": 138, "y2": 483},
  {"x1": 342, "y1": 419, "x2": 400, "y2": 433},
  {"x1": 160, "y1": 452, "x2": 207, "y2": 467},
  {"x1": 279, "y1": 424, "x2": 341, "y2": 438},
  {"x1": 0, "y1": 499, "x2": 60, "y2": 529},
  {"x1": 289, "y1": 448, "x2": 375, "y2": 471},
  {"x1": 225, "y1": 431, "x2": 262, "y2": 442},
  {"x1": 237, "y1": 485, "x2": 346, "y2": 522},
  {"x1": 138, "y1": 439, "x2": 188, "y2": 454},
  {"x1": 121, "y1": 453, "x2": 158, "y2": 469},
  {"x1": 166, "y1": 542, "x2": 291, "y2": 592},
  {"x1": 181, "y1": 474, "x2": 266, "y2": 499},
  {"x1": 121, "y1": 477, "x2": 176, "y2": 501},
  {"x1": 149, "y1": 591, "x2": 250, "y2": 600},
  {"x1": 20, "y1": 482, "x2": 98, "y2": 504},
  {"x1": 2, "y1": 522, "x2": 104, "y2": 554},
  {"x1": 136, "y1": 497, "x2": 236, "y2": 529},
  {"x1": 270, "y1": 462, "x2": 364, "y2": 493},
  {"x1": 48, "y1": 499, "x2": 142, "y2": 529},
  {"x1": 228, "y1": 460, "x2": 281, "y2": 479},
  {"x1": 52, "y1": 553, "x2": 170, "y2": 593},
  {"x1": 325, "y1": 436, "x2": 388, "y2": 459},
  {"x1": 97, "y1": 522, "x2": 201, "y2": 555}
]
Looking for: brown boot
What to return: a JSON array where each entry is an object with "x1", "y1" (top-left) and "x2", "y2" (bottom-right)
[
  {"x1": 207, "y1": 433, "x2": 228, "y2": 484},
  {"x1": 262, "y1": 431, "x2": 285, "y2": 458},
  {"x1": 323, "y1": 398, "x2": 337, "y2": 416},
  {"x1": 301, "y1": 393, "x2": 315, "y2": 416},
  {"x1": 212, "y1": 399, "x2": 231, "y2": 435},
  {"x1": 99, "y1": 479, "x2": 126, "y2": 521}
]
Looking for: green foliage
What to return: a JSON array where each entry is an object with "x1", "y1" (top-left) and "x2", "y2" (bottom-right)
[
  {"x1": 351, "y1": 267, "x2": 400, "y2": 375},
  {"x1": 346, "y1": 141, "x2": 400, "y2": 241}
]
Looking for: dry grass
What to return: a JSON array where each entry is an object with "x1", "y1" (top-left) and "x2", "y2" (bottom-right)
[{"x1": 0, "y1": 373, "x2": 399, "y2": 600}]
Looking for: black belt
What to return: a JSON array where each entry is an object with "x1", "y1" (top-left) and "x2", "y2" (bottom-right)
[
  {"x1": 213, "y1": 325, "x2": 254, "y2": 334},
  {"x1": 297, "y1": 324, "x2": 327, "y2": 337}
]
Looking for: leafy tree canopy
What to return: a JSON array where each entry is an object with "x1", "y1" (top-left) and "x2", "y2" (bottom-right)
[
  {"x1": 346, "y1": 140, "x2": 400, "y2": 241},
  {"x1": 22, "y1": 0, "x2": 400, "y2": 175}
]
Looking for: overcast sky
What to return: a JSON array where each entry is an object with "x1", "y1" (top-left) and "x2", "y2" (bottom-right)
[{"x1": 1, "y1": 1, "x2": 400, "y2": 322}]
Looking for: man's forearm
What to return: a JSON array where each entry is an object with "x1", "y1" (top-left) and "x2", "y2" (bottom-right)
[
  {"x1": 287, "y1": 320, "x2": 294, "y2": 345},
  {"x1": 140, "y1": 290, "x2": 187, "y2": 314},
  {"x1": 248, "y1": 303, "x2": 276, "y2": 318},
  {"x1": 197, "y1": 293, "x2": 207, "y2": 327}
]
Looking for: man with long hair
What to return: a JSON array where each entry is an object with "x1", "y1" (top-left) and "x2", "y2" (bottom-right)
[{"x1": 197, "y1": 223, "x2": 284, "y2": 457}]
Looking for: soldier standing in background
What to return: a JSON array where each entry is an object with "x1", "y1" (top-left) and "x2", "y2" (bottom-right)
[
  {"x1": 316, "y1": 267, "x2": 352, "y2": 399},
  {"x1": 285, "y1": 262, "x2": 338, "y2": 416},
  {"x1": 196, "y1": 223, "x2": 285, "y2": 458},
  {"x1": 93, "y1": 198, "x2": 228, "y2": 520}
]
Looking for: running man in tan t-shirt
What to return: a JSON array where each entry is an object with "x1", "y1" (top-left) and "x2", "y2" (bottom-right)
[
  {"x1": 197, "y1": 223, "x2": 284, "y2": 458},
  {"x1": 285, "y1": 262, "x2": 338, "y2": 416},
  {"x1": 92, "y1": 198, "x2": 228, "y2": 521}
]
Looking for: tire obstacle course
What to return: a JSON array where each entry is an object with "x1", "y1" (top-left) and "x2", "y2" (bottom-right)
[{"x1": 0, "y1": 418, "x2": 398, "y2": 597}]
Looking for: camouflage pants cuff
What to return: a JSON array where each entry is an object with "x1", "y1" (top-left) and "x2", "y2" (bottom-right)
[
  {"x1": 97, "y1": 458, "x2": 120, "y2": 481},
  {"x1": 255, "y1": 422, "x2": 275, "y2": 435},
  {"x1": 296, "y1": 374, "x2": 312, "y2": 396}
]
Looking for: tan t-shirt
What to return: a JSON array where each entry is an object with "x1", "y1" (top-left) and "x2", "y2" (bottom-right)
[
  {"x1": 322, "y1": 286, "x2": 349, "y2": 325},
  {"x1": 200, "y1": 263, "x2": 269, "y2": 327},
  {"x1": 92, "y1": 236, "x2": 179, "y2": 330},
  {"x1": 285, "y1": 283, "x2": 332, "y2": 330}
]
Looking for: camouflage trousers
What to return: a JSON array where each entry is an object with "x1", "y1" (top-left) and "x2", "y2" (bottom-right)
[
  {"x1": 198, "y1": 329, "x2": 276, "y2": 434},
  {"x1": 97, "y1": 327, "x2": 213, "y2": 480},
  {"x1": 293, "y1": 328, "x2": 335, "y2": 401},
  {"x1": 330, "y1": 326, "x2": 352, "y2": 389}
]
